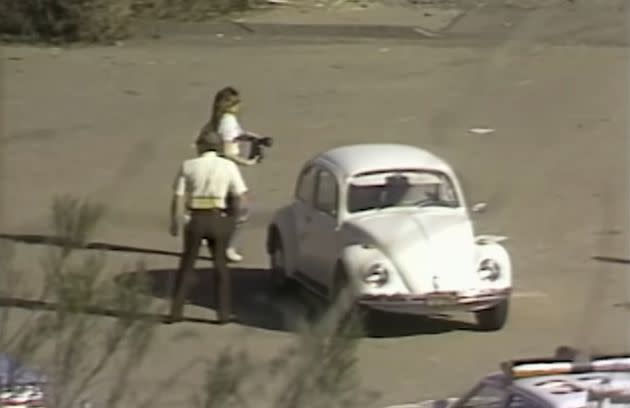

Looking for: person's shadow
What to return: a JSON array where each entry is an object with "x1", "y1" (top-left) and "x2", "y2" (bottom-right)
[
  {"x1": 114, "y1": 267, "x2": 311, "y2": 332},
  {"x1": 115, "y1": 266, "x2": 482, "y2": 337}
]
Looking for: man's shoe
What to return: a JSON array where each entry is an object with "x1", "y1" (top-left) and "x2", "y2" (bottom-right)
[{"x1": 226, "y1": 248, "x2": 243, "y2": 263}]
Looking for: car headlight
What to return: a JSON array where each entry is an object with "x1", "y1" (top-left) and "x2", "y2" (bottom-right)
[
  {"x1": 363, "y1": 262, "x2": 389, "y2": 286},
  {"x1": 478, "y1": 259, "x2": 501, "y2": 281}
]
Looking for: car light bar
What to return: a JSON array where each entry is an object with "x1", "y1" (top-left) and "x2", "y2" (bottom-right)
[{"x1": 501, "y1": 351, "x2": 630, "y2": 380}]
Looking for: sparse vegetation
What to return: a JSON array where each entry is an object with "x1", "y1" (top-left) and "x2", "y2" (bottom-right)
[
  {"x1": 0, "y1": 195, "x2": 161, "y2": 407},
  {"x1": 0, "y1": 195, "x2": 374, "y2": 407},
  {"x1": 0, "y1": 0, "x2": 135, "y2": 43},
  {"x1": 0, "y1": 0, "x2": 256, "y2": 44}
]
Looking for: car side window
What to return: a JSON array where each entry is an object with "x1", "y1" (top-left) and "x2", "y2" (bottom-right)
[
  {"x1": 314, "y1": 169, "x2": 338, "y2": 216},
  {"x1": 459, "y1": 384, "x2": 508, "y2": 408},
  {"x1": 296, "y1": 165, "x2": 317, "y2": 204}
]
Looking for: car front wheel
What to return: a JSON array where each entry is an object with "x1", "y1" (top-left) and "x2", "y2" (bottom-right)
[{"x1": 474, "y1": 298, "x2": 509, "y2": 331}]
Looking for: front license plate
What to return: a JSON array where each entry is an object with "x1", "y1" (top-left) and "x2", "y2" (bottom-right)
[{"x1": 425, "y1": 294, "x2": 458, "y2": 306}]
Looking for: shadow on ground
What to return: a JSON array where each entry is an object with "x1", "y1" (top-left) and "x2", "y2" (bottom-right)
[
  {"x1": 0, "y1": 232, "x2": 212, "y2": 260},
  {"x1": 115, "y1": 267, "x2": 484, "y2": 338},
  {"x1": 592, "y1": 255, "x2": 630, "y2": 265},
  {"x1": 0, "y1": 232, "x2": 484, "y2": 337}
]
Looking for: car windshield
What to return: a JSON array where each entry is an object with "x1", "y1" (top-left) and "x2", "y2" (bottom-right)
[{"x1": 347, "y1": 170, "x2": 459, "y2": 213}]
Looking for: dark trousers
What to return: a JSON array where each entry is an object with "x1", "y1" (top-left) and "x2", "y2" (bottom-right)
[{"x1": 170, "y1": 209, "x2": 236, "y2": 321}]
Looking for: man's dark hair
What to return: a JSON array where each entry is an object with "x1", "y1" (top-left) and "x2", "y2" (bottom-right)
[{"x1": 196, "y1": 126, "x2": 223, "y2": 153}]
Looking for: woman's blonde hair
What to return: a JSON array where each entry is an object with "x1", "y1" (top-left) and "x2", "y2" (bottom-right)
[{"x1": 209, "y1": 86, "x2": 241, "y2": 131}]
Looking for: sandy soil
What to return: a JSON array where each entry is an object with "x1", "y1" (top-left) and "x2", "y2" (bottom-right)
[{"x1": 1, "y1": 3, "x2": 629, "y2": 406}]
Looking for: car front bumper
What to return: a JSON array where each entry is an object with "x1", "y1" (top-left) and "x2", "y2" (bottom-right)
[{"x1": 357, "y1": 288, "x2": 511, "y2": 315}]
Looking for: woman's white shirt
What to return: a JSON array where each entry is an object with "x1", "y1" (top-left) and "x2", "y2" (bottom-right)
[{"x1": 218, "y1": 113, "x2": 243, "y2": 143}]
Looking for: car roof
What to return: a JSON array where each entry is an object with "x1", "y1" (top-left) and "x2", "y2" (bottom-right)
[
  {"x1": 314, "y1": 144, "x2": 453, "y2": 178},
  {"x1": 512, "y1": 372, "x2": 630, "y2": 408}
]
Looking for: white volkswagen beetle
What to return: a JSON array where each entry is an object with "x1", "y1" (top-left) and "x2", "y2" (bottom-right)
[{"x1": 266, "y1": 143, "x2": 512, "y2": 331}]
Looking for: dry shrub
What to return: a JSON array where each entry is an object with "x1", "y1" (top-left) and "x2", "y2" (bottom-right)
[
  {"x1": 0, "y1": 195, "x2": 161, "y2": 408},
  {"x1": 136, "y1": 0, "x2": 253, "y2": 21},
  {"x1": 0, "y1": 0, "x2": 133, "y2": 43},
  {"x1": 0, "y1": 0, "x2": 258, "y2": 42},
  {"x1": 0, "y1": 195, "x2": 376, "y2": 408}
]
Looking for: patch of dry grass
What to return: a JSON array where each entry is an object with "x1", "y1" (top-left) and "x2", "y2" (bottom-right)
[
  {"x1": 0, "y1": 195, "x2": 375, "y2": 407},
  {"x1": 0, "y1": 0, "x2": 136, "y2": 43},
  {"x1": 0, "y1": 0, "x2": 255, "y2": 43}
]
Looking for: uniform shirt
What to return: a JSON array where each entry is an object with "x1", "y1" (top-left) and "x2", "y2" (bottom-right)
[{"x1": 173, "y1": 151, "x2": 248, "y2": 209}]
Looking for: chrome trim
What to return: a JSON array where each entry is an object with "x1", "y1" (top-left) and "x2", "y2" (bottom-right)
[{"x1": 358, "y1": 288, "x2": 511, "y2": 304}]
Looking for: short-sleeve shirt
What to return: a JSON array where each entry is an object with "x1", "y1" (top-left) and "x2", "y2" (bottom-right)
[
  {"x1": 173, "y1": 151, "x2": 248, "y2": 209},
  {"x1": 217, "y1": 113, "x2": 243, "y2": 143}
]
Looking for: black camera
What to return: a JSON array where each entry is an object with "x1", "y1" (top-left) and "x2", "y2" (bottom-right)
[{"x1": 246, "y1": 135, "x2": 273, "y2": 163}]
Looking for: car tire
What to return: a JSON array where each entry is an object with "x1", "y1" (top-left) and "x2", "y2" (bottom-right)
[
  {"x1": 475, "y1": 298, "x2": 509, "y2": 331},
  {"x1": 269, "y1": 236, "x2": 288, "y2": 293}
]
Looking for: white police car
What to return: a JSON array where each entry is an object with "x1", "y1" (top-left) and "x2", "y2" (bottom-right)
[{"x1": 387, "y1": 347, "x2": 630, "y2": 408}]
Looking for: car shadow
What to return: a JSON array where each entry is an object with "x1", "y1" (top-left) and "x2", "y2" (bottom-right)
[{"x1": 115, "y1": 267, "x2": 483, "y2": 337}]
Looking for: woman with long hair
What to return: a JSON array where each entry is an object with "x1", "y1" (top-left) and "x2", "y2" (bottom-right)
[
  {"x1": 196, "y1": 86, "x2": 261, "y2": 262},
  {"x1": 206, "y1": 86, "x2": 260, "y2": 166}
]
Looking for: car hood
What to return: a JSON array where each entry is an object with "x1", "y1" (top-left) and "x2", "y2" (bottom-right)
[{"x1": 344, "y1": 208, "x2": 477, "y2": 292}]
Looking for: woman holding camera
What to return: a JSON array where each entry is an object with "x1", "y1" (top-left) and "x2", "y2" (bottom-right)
[
  {"x1": 197, "y1": 86, "x2": 263, "y2": 262},
  {"x1": 204, "y1": 86, "x2": 262, "y2": 166}
]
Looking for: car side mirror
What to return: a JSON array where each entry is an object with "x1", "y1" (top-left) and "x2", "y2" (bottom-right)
[{"x1": 470, "y1": 202, "x2": 487, "y2": 214}]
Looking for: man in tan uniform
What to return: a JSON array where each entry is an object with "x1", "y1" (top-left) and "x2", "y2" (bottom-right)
[{"x1": 168, "y1": 130, "x2": 248, "y2": 324}]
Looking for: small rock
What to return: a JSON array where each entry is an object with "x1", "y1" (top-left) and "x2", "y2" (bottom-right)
[
  {"x1": 468, "y1": 127, "x2": 495, "y2": 135},
  {"x1": 216, "y1": 33, "x2": 225, "y2": 38},
  {"x1": 413, "y1": 27, "x2": 439, "y2": 37}
]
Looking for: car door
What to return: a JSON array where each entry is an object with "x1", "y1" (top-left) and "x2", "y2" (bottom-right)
[
  {"x1": 300, "y1": 166, "x2": 341, "y2": 292},
  {"x1": 292, "y1": 164, "x2": 318, "y2": 279}
]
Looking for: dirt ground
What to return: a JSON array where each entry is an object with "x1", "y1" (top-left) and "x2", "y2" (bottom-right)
[{"x1": 1, "y1": 1, "x2": 629, "y2": 406}]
